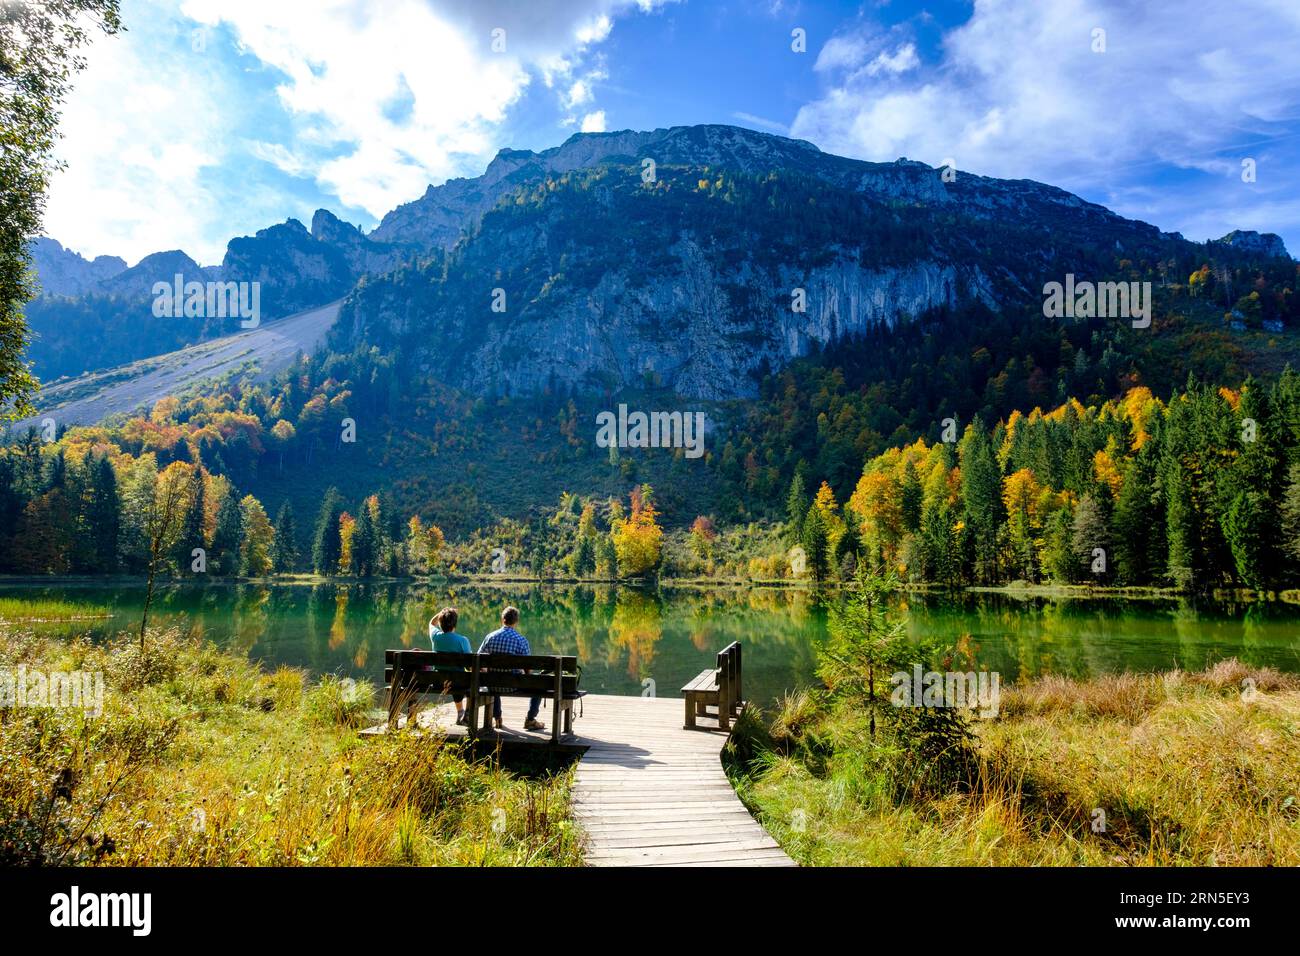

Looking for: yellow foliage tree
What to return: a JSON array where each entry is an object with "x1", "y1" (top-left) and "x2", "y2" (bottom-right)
[{"x1": 611, "y1": 485, "x2": 663, "y2": 577}]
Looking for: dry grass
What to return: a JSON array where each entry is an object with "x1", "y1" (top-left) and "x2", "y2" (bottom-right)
[
  {"x1": 0, "y1": 626, "x2": 583, "y2": 867},
  {"x1": 733, "y1": 660, "x2": 1300, "y2": 866}
]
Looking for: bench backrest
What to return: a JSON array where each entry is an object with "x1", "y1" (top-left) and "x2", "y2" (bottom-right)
[
  {"x1": 385, "y1": 649, "x2": 580, "y2": 700},
  {"x1": 716, "y1": 641, "x2": 742, "y2": 708}
]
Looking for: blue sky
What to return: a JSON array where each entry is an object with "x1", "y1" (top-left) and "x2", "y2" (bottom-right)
[{"x1": 47, "y1": 0, "x2": 1300, "y2": 265}]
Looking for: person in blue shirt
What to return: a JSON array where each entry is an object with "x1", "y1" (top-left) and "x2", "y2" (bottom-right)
[
  {"x1": 478, "y1": 606, "x2": 545, "y2": 732},
  {"x1": 428, "y1": 607, "x2": 472, "y2": 725}
]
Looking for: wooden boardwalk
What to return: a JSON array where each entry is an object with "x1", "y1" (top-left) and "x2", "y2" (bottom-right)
[{"x1": 372, "y1": 694, "x2": 794, "y2": 867}]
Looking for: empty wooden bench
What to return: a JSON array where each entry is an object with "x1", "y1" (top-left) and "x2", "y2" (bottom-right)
[
  {"x1": 384, "y1": 649, "x2": 584, "y2": 745},
  {"x1": 681, "y1": 641, "x2": 742, "y2": 731}
]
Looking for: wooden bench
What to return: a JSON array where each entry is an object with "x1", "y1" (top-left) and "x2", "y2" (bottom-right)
[
  {"x1": 384, "y1": 649, "x2": 584, "y2": 745},
  {"x1": 681, "y1": 641, "x2": 742, "y2": 731}
]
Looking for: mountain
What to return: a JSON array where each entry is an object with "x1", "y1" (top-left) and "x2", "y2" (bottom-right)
[
  {"x1": 29, "y1": 237, "x2": 127, "y2": 296},
  {"x1": 23, "y1": 209, "x2": 397, "y2": 381},
  {"x1": 334, "y1": 125, "x2": 1291, "y2": 401},
  {"x1": 1215, "y1": 229, "x2": 1291, "y2": 259},
  {"x1": 27, "y1": 125, "x2": 1295, "y2": 398}
]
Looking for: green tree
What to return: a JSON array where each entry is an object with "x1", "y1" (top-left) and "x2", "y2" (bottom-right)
[
  {"x1": 1071, "y1": 494, "x2": 1110, "y2": 583},
  {"x1": 801, "y1": 501, "x2": 831, "y2": 582},
  {"x1": 784, "y1": 470, "x2": 807, "y2": 543},
  {"x1": 959, "y1": 419, "x2": 1003, "y2": 583},
  {"x1": 84, "y1": 453, "x2": 119, "y2": 574},
  {"x1": 1, "y1": 1, "x2": 122, "y2": 419},
  {"x1": 818, "y1": 568, "x2": 909, "y2": 737},
  {"x1": 312, "y1": 487, "x2": 344, "y2": 575},
  {"x1": 271, "y1": 501, "x2": 298, "y2": 573},
  {"x1": 173, "y1": 468, "x2": 205, "y2": 574},
  {"x1": 210, "y1": 487, "x2": 243, "y2": 576}
]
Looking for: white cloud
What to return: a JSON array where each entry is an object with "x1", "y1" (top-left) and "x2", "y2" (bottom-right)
[
  {"x1": 732, "y1": 111, "x2": 790, "y2": 135},
  {"x1": 43, "y1": 3, "x2": 241, "y2": 264},
  {"x1": 580, "y1": 109, "x2": 607, "y2": 132},
  {"x1": 863, "y1": 43, "x2": 918, "y2": 77},
  {"x1": 791, "y1": 0, "x2": 1300, "y2": 244},
  {"x1": 47, "y1": 0, "x2": 676, "y2": 262},
  {"x1": 178, "y1": 0, "x2": 670, "y2": 217}
]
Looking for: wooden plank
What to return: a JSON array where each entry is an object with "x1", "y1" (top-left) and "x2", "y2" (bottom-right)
[{"x1": 364, "y1": 650, "x2": 794, "y2": 868}]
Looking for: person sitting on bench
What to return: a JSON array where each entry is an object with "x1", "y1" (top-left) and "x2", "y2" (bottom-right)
[
  {"x1": 478, "y1": 606, "x2": 545, "y2": 732},
  {"x1": 428, "y1": 606, "x2": 472, "y2": 725}
]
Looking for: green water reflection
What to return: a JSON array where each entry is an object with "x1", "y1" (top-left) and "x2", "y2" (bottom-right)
[{"x1": 2, "y1": 582, "x2": 1298, "y2": 706}]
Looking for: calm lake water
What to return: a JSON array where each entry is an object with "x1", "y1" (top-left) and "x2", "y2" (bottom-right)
[{"x1": 3, "y1": 581, "x2": 1299, "y2": 706}]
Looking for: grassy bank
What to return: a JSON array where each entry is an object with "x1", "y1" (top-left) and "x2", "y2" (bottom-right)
[
  {"x1": 0, "y1": 626, "x2": 582, "y2": 866},
  {"x1": 728, "y1": 660, "x2": 1300, "y2": 865}
]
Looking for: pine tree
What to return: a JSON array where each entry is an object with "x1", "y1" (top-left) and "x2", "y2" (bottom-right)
[
  {"x1": 312, "y1": 488, "x2": 344, "y2": 574},
  {"x1": 210, "y1": 488, "x2": 243, "y2": 576},
  {"x1": 1071, "y1": 494, "x2": 1111, "y2": 583},
  {"x1": 350, "y1": 501, "x2": 377, "y2": 577},
  {"x1": 87, "y1": 455, "x2": 120, "y2": 574},
  {"x1": 801, "y1": 501, "x2": 831, "y2": 582},
  {"x1": 271, "y1": 501, "x2": 298, "y2": 573},
  {"x1": 959, "y1": 419, "x2": 1002, "y2": 584},
  {"x1": 173, "y1": 469, "x2": 206, "y2": 574},
  {"x1": 785, "y1": 470, "x2": 808, "y2": 543},
  {"x1": 1112, "y1": 443, "x2": 1163, "y2": 585}
]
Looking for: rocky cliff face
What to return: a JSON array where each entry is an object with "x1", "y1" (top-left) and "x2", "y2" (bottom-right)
[
  {"x1": 1215, "y1": 230, "x2": 1292, "y2": 259},
  {"x1": 336, "y1": 127, "x2": 1184, "y2": 400},
  {"x1": 29, "y1": 124, "x2": 1294, "y2": 389}
]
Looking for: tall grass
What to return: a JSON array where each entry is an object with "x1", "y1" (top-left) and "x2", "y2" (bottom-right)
[
  {"x1": 0, "y1": 597, "x2": 112, "y2": 623},
  {"x1": 729, "y1": 662, "x2": 1300, "y2": 866},
  {"x1": 0, "y1": 625, "x2": 583, "y2": 866}
]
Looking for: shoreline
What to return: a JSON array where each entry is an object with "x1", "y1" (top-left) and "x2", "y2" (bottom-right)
[{"x1": 2, "y1": 573, "x2": 1299, "y2": 604}]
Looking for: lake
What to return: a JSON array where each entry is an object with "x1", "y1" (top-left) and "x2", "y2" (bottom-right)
[{"x1": 2, "y1": 581, "x2": 1299, "y2": 707}]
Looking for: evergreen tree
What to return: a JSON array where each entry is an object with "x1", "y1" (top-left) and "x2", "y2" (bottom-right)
[
  {"x1": 785, "y1": 470, "x2": 808, "y2": 543},
  {"x1": 571, "y1": 533, "x2": 596, "y2": 576},
  {"x1": 350, "y1": 501, "x2": 377, "y2": 577},
  {"x1": 312, "y1": 488, "x2": 344, "y2": 574},
  {"x1": 271, "y1": 501, "x2": 298, "y2": 573},
  {"x1": 86, "y1": 455, "x2": 120, "y2": 575},
  {"x1": 1111, "y1": 443, "x2": 1163, "y2": 585},
  {"x1": 1071, "y1": 494, "x2": 1111, "y2": 583},
  {"x1": 210, "y1": 488, "x2": 243, "y2": 576},
  {"x1": 801, "y1": 501, "x2": 832, "y2": 582},
  {"x1": 173, "y1": 469, "x2": 206, "y2": 574},
  {"x1": 960, "y1": 419, "x2": 1003, "y2": 584}
]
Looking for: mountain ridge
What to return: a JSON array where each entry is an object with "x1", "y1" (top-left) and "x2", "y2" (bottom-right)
[{"x1": 25, "y1": 124, "x2": 1294, "y2": 388}]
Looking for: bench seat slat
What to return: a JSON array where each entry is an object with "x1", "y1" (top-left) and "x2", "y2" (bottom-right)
[{"x1": 681, "y1": 669, "x2": 719, "y2": 694}]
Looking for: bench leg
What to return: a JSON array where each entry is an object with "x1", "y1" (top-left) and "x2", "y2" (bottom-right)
[
  {"x1": 696, "y1": 698, "x2": 708, "y2": 717},
  {"x1": 684, "y1": 693, "x2": 696, "y2": 730},
  {"x1": 552, "y1": 695, "x2": 561, "y2": 744},
  {"x1": 718, "y1": 702, "x2": 730, "y2": 732},
  {"x1": 563, "y1": 702, "x2": 574, "y2": 736}
]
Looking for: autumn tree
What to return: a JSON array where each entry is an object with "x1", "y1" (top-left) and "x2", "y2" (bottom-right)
[
  {"x1": 139, "y1": 462, "x2": 196, "y2": 641},
  {"x1": 238, "y1": 495, "x2": 275, "y2": 576},
  {"x1": 611, "y1": 484, "x2": 663, "y2": 577}
]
